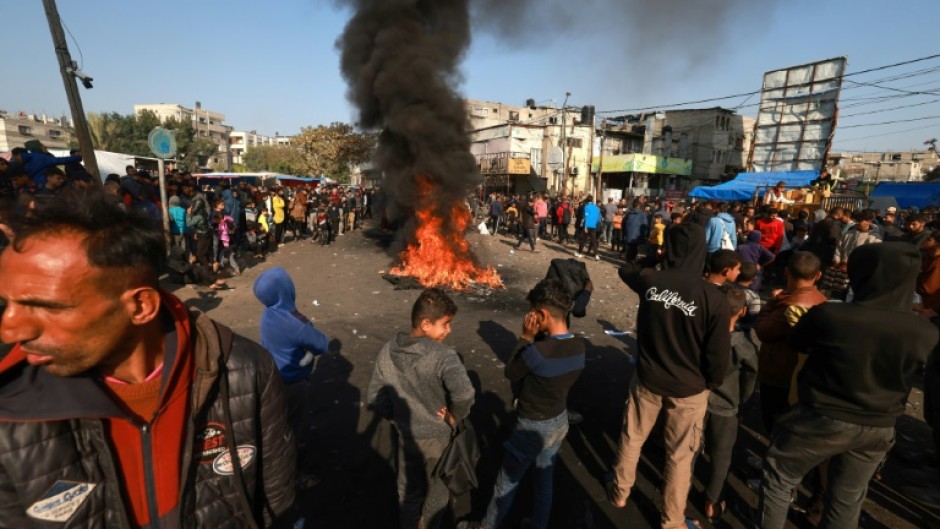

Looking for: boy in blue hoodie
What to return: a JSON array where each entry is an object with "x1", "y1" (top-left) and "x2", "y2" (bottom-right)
[
  {"x1": 252, "y1": 267, "x2": 330, "y2": 481},
  {"x1": 706, "y1": 202, "x2": 739, "y2": 253}
]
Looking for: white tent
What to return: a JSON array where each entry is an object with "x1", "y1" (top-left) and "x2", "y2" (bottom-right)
[{"x1": 49, "y1": 149, "x2": 139, "y2": 181}]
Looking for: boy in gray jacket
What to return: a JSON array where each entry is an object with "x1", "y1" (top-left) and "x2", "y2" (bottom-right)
[{"x1": 368, "y1": 288, "x2": 475, "y2": 529}]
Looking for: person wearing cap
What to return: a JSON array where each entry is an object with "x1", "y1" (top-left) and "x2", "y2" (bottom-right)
[{"x1": 879, "y1": 210, "x2": 905, "y2": 241}]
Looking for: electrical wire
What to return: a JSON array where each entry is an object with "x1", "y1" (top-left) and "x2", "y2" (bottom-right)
[
  {"x1": 62, "y1": 19, "x2": 83, "y2": 69},
  {"x1": 840, "y1": 115, "x2": 940, "y2": 129},
  {"x1": 596, "y1": 52, "x2": 940, "y2": 115},
  {"x1": 834, "y1": 122, "x2": 940, "y2": 143}
]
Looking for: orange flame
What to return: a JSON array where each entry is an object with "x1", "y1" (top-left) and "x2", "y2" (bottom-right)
[{"x1": 390, "y1": 176, "x2": 503, "y2": 290}]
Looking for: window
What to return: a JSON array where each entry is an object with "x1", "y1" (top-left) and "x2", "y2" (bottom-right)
[
  {"x1": 18, "y1": 125, "x2": 33, "y2": 136},
  {"x1": 48, "y1": 129, "x2": 62, "y2": 138}
]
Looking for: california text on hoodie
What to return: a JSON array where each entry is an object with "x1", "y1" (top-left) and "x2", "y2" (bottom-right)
[
  {"x1": 791, "y1": 243, "x2": 938, "y2": 427},
  {"x1": 367, "y1": 333, "x2": 475, "y2": 439},
  {"x1": 253, "y1": 267, "x2": 329, "y2": 383},
  {"x1": 619, "y1": 222, "x2": 732, "y2": 397}
]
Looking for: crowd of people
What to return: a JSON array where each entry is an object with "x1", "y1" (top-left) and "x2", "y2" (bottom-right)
[
  {"x1": 1, "y1": 157, "x2": 940, "y2": 529},
  {"x1": 0, "y1": 143, "x2": 381, "y2": 291}
]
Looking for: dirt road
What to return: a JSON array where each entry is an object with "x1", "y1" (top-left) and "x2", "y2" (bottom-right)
[{"x1": 168, "y1": 221, "x2": 940, "y2": 529}]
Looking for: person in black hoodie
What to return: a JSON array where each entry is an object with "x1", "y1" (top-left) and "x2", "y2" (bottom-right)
[
  {"x1": 607, "y1": 222, "x2": 731, "y2": 529},
  {"x1": 760, "y1": 242, "x2": 938, "y2": 529}
]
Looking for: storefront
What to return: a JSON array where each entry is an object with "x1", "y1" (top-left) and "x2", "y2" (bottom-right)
[{"x1": 591, "y1": 153, "x2": 693, "y2": 200}]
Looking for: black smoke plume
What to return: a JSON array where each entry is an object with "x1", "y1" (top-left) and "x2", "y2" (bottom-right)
[{"x1": 338, "y1": 0, "x2": 479, "y2": 241}]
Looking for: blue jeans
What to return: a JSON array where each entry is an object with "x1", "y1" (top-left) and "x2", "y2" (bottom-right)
[{"x1": 482, "y1": 411, "x2": 569, "y2": 529}]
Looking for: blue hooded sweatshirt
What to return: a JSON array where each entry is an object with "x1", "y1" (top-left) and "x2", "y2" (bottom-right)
[
  {"x1": 705, "y1": 212, "x2": 738, "y2": 253},
  {"x1": 583, "y1": 202, "x2": 602, "y2": 229},
  {"x1": 253, "y1": 267, "x2": 329, "y2": 383}
]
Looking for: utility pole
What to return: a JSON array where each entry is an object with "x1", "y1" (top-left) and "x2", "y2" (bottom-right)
[
  {"x1": 42, "y1": 0, "x2": 99, "y2": 181},
  {"x1": 596, "y1": 123, "x2": 605, "y2": 199},
  {"x1": 560, "y1": 92, "x2": 571, "y2": 195}
]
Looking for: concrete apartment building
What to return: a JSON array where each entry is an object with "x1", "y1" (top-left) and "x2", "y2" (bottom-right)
[
  {"x1": 829, "y1": 150, "x2": 940, "y2": 182},
  {"x1": 466, "y1": 99, "x2": 570, "y2": 130},
  {"x1": 134, "y1": 102, "x2": 232, "y2": 169},
  {"x1": 229, "y1": 131, "x2": 292, "y2": 166},
  {"x1": 0, "y1": 111, "x2": 75, "y2": 152},
  {"x1": 646, "y1": 108, "x2": 754, "y2": 182},
  {"x1": 465, "y1": 100, "x2": 754, "y2": 198}
]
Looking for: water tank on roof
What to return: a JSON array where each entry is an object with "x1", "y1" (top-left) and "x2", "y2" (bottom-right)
[{"x1": 526, "y1": 98, "x2": 536, "y2": 108}]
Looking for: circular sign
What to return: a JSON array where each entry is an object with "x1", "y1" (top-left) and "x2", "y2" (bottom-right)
[
  {"x1": 546, "y1": 146, "x2": 564, "y2": 170},
  {"x1": 148, "y1": 127, "x2": 177, "y2": 159}
]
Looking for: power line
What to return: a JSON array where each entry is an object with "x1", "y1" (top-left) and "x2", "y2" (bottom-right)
[
  {"x1": 840, "y1": 115, "x2": 940, "y2": 129},
  {"x1": 597, "y1": 52, "x2": 940, "y2": 115},
  {"x1": 839, "y1": 98, "x2": 940, "y2": 118},
  {"x1": 834, "y1": 122, "x2": 940, "y2": 143}
]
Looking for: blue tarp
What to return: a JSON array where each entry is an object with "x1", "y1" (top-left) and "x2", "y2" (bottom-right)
[
  {"x1": 870, "y1": 182, "x2": 940, "y2": 209},
  {"x1": 688, "y1": 170, "x2": 819, "y2": 201},
  {"x1": 277, "y1": 175, "x2": 321, "y2": 182}
]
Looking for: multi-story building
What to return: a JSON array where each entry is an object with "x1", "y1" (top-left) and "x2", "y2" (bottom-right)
[
  {"x1": 591, "y1": 108, "x2": 753, "y2": 197},
  {"x1": 229, "y1": 130, "x2": 293, "y2": 166},
  {"x1": 134, "y1": 102, "x2": 232, "y2": 169},
  {"x1": 0, "y1": 111, "x2": 75, "y2": 152},
  {"x1": 465, "y1": 99, "x2": 566, "y2": 131},
  {"x1": 647, "y1": 107, "x2": 753, "y2": 182},
  {"x1": 468, "y1": 99, "x2": 597, "y2": 195},
  {"x1": 829, "y1": 150, "x2": 940, "y2": 182}
]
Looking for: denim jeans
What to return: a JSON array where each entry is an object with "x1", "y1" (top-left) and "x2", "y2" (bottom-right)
[
  {"x1": 760, "y1": 406, "x2": 895, "y2": 529},
  {"x1": 482, "y1": 411, "x2": 569, "y2": 529},
  {"x1": 602, "y1": 220, "x2": 614, "y2": 243}
]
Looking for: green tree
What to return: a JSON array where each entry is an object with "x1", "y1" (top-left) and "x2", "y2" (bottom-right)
[
  {"x1": 88, "y1": 112, "x2": 138, "y2": 154},
  {"x1": 243, "y1": 145, "x2": 305, "y2": 174},
  {"x1": 293, "y1": 122, "x2": 376, "y2": 179}
]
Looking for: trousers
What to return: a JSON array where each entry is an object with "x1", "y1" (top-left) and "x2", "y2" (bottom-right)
[
  {"x1": 610, "y1": 379, "x2": 709, "y2": 529},
  {"x1": 760, "y1": 406, "x2": 894, "y2": 529}
]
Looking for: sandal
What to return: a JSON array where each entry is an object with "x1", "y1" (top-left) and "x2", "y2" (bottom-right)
[{"x1": 704, "y1": 500, "x2": 726, "y2": 521}]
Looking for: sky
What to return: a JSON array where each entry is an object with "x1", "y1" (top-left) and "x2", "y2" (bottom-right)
[{"x1": 2, "y1": 0, "x2": 937, "y2": 153}]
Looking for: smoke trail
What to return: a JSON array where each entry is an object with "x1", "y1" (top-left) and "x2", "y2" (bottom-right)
[
  {"x1": 471, "y1": 0, "x2": 767, "y2": 70},
  {"x1": 338, "y1": 0, "x2": 479, "y2": 235}
]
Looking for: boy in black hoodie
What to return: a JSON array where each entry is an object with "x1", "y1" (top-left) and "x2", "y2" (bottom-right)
[
  {"x1": 760, "y1": 243, "x2": 938, "y2": 529},
  {"x1": 608, "y1": 222, "x2": 731, "y2": 529}
]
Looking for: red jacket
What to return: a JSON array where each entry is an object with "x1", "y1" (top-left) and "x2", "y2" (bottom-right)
[{"x1": 756, "y1": 217, "x2": 785, "y2": 254}]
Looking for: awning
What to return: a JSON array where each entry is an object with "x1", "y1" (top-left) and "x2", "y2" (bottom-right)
[
  {"x1": 870, "y1": 182, "x2": 940, "y2": 209},
  {"x1": 688, "y1": 170, "x2": 818, "y2": 201}
]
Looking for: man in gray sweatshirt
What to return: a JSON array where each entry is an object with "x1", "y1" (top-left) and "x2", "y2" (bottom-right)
[{"x1": 368, "y1": 288, "x2": 475, "y2": 529}]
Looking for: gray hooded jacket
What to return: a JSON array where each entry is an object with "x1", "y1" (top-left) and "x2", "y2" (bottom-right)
[{"x1": 368, "y1": 333, "x2": 475, "y2": 439}]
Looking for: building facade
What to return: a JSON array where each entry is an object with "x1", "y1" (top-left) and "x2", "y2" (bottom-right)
[
  {"x1": 0, "y1": 111, "x2": 75, "y2": 152},
  {"x1": 829, "y1": 150, "x2": 940, "y2": 182},
  {"x1": 134, "y1": 102, "x2": 232, "y2": 170},
  {"x1": 229, "y1": 130, "x2": 292, "y2": 166}
]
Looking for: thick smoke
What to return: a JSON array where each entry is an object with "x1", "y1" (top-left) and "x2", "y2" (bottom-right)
[
  {"x1": 471, "y1": 0, "x2": 767, "y2": 69},
  {"x1": 338, "y1": 0, "x2": 479, "y2": 239}
]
